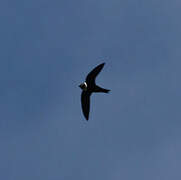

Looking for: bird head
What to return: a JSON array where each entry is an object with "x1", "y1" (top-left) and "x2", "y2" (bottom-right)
[{"x1": 79, "y1": 82, "x2": 87, "y2": 91}]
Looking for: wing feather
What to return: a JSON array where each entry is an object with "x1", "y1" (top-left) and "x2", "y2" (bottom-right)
[
  {"x1": 81, "y1": 91, "x2": 91, "y2": 120},
  {"x1": 86, "y1": 63, "x2": 105, "y2": 84}
]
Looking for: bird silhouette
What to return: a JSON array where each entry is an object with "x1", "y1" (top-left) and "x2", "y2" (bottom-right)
[{"x1": 79, "y1": 63, "x2": 110, "y2": 120}]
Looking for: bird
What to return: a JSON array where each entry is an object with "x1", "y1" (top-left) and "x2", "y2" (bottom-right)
[{"x1": 79, "y1": 62, "x2": 110, "y2": 120}]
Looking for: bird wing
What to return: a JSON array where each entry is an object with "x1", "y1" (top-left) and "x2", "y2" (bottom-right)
[
  {"x1": 81, "y1": 91, "x2": 91, "y2": 120},
  {"x1": 86, "y1": 63, "x2": 105, "y2": 84}
]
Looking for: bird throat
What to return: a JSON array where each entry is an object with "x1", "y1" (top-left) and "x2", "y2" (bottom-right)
[{"x1": 83, "y1": 82, "x2": 88, "y2": 91}]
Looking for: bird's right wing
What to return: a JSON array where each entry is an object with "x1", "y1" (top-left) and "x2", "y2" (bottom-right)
[
  {"x1": 86, "y1": 63, "x2": 105, "y2": 84},
  {"x1": 81, "y1": 91, "x2": 91, "y2": 120}
]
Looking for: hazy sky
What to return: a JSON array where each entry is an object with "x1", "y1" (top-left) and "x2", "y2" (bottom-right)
[{"x1": 0, "y1": 0, "x2": 181, "y2": 179}]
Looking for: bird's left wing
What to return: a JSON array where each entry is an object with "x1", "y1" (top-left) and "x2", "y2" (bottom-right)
[
  {"x1": 81, "y1": 91, "x2": 91, "y2": 120},
  {"x1": 86, "y1": 63, "x2": 105, "y2": 84}
]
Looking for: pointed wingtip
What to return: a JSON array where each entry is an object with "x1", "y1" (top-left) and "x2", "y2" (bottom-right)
[
  {"x1": 83, "y1": 114, "x2": 89, "y2": 121},
  {"x1": 99, "y1": 62, "x2": 105, "y2": 65},
  {"x1": 99, "y1": 62, "x2": 105, "y2": 68}
]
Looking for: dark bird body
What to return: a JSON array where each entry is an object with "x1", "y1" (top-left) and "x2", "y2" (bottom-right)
[{"x1": 79, "y1": 63, "x2": 110, "y2": 120}]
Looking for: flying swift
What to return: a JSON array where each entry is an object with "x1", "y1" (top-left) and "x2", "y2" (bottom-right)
[{"x1": 79, "y1": 63, "x2": 110, "y2": 120}]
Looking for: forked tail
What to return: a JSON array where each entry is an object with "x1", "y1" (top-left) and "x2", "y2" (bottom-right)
[{"x1": 94, "y1": 85, "x2": 110, "y2": 93}]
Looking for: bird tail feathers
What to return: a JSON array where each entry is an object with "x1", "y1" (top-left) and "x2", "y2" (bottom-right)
[{"x1": 94, "y1": 86, "x2": 110, "y2": 93}]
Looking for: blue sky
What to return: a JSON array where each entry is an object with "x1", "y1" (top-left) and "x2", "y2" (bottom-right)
[{"x1": 0, "y1": 0, "x2": 181, "y2": 179}]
